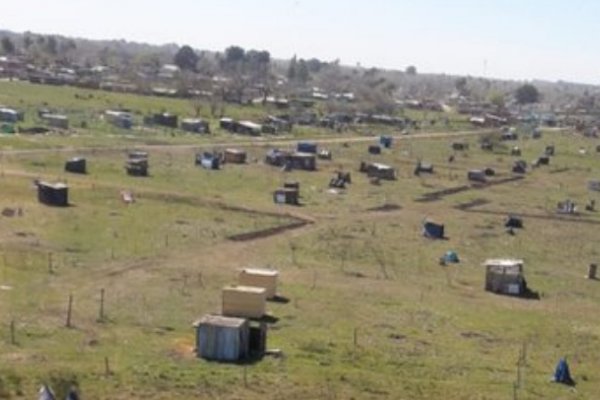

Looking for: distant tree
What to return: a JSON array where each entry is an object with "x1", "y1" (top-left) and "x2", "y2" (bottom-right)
[
  {"x1": 306, "y1": 58, "x2": 325, "y2": 73},
  {"x1": 45, "y1": 36, "x2": 58, "y2": 55},
  {"x1": 455, "y1": 77, "x2": 468, "y2": 95},
  {"x1": 405, "y1": 65, "x2": 417, "y2": 75},
  {"x1": 173, "y1": 45, "x2": 198, "y2": 71},
  {"x1": 1, "y1": 37, "x2": 16, "y2": 55},
  {"x1": 22, "y1": 33, "x2": 33, "y2": 49},
  {"x1": 515, "y1": 84, "x2": 540, "y2": 104},
  {"x1": 287, "y1": 56, "x2": 297, "y2": 81},
  {"x1": 489, "y1": 92, "x2": 506, "y2": 109},
  {"x1": 224, "y1": 46, "x2": 245, "y2": 64},
  {"x1": 296, "y1": 59, "x2": 309, "y2": 83}
]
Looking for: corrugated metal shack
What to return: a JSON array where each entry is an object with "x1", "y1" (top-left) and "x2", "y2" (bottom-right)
[{"x1": 194, "y1": 315, "x2": 250, "y2": 361}]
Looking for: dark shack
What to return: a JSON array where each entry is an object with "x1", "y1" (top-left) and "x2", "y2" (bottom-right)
[
  {"x1": 297, "y1": 142, "x2": 318, "y2": 154},
  {"x1": 193, "y1": 315, "x2": 250, "y2": 362},
  {"x1": 380, "y1": 136, "x2": 393, "y2": 148},
  {"x1": 153, "y1": 113, "x2": 178, "y2": 128},
  {"x1": 468, "y1": 169, "x2": 487, "y2": 183},
  {"x1": 484, "y1": 259, "x2": 527, "y2": 296},
  {"x1": 181, "y1": 118, "x2": 210, "y2": 133},
  {"x1": 513, "y1": 160, "x2": 527, "y2": 174},
  {"x1": 64, "y1": 157, "x2": 86, "y2": 174},
  {"x1": 37, "y1": 181, "x2": 68, "y2": 207},
  {"x1": 368, "y1": 145, "x2": 382, "y2": 155},
  {"x1": 273, "y1": 188, "x2": 299, "y2": 205}
]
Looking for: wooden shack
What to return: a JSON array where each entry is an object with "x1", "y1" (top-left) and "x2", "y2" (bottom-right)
[
  {"x1": 37, "y1": 181, "x2": 68, "y2": 207},
  {"x1": 64, "y1": 157, "x2": 87, "y2": 174},
  {"x1": 239, "y1": 268, "x2": 279, "y2": 299},
  {"x1": 222, "y1": 286, "x2": 267, "y2": 319},
  {"x1": 194, "y1": 315, "x2": 250, "y2": 361},
  {"x1": 224, "y1": 148, "x2": 247, "y2": 164},
  {"x1": 273, "y1": 188, "x2": 299, "y2": 205},
  {"x1": 484, "y1": 259, "x2": 526, "y2": 296}
]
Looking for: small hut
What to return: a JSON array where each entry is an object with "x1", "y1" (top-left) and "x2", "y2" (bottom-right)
[
  {"x1": 484, "y1": 259, "x2": 527, "y2": 296},
  {"x1": 152, "y1": 113, "x2": 178, "y2": 128},
  {"x1": 468, "y1": 169, "x2": 487, "y2": 183},
  {"x1": 297, "y1": 141, "x2": 318, "y2": 154},
  {"x1": 181, "y1": 118, "x2": 210, "y2": 133},
  {"x1": 37, "y1": 181, "x2": 68, "y2": 207},
  {"x1": 368, "y1": 145, "x2": 382, "y2": 155},
  {"x1": 360, "y1": 162, "x2": 396, "y2": 180},
  {"x1": 238, "y1": 268, "x2": 279, "y2": 299},
  {"x1": 223, "y1": 148, "x2": 247, "y2": 164},
  {"x1": 273, "y1": 188, "x2": 299, "y2": 205},
  {"x1": 64, "y1": 157, "x2": 86, "y2": 174},
  {"x1": 194, "y1": 315, "x2": 250, "y2": 361},
  {"x1": 452, "y1": 142, "x2": 468, "y2": 151},
  {"x1": 126, "y1": 151, "x2": 149, "y2": 177},
  {"x1": 537, "y1": 155, "x2": 550, "y2": 165},
  {"x1": 287, "y1": 153, "x2": 316, "y2": 171},
  {"x1": 222, "y1": 286, "x2": 267, "y2": 319},
  {"x1": 505, "y1": 215, "x2": 523, "y2": 229},
  {"x1": 512, "y1": 160, "x2": 527, "y2": 174},
  {"x1": 545, "y1": 145, "x2": 555, "y2": 156}
]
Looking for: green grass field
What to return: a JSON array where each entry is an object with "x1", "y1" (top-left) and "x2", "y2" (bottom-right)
[{"x1": 1, "y1": 81, "x2": 599, "y2": 399}]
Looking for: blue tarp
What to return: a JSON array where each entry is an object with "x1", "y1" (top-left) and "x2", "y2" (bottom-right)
[
  {"x1": 423, "y1": 221, "x2": 444, "y2": 239},
  {"x1": 297, "y1": 142, "x2": 317, "y2": 154},
  {"x1": 553, "y1": 358, "x2": 575, "y2": 386}
]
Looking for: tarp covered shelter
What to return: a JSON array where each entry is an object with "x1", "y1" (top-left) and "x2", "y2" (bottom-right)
[
  {"x1": 38, "y1": 384, "x2": 56, "y2": 400},
  {"x1": 553, "y1": 358, "x2": 575, "y2": 386},
  {"x1": 423, "y1": 220, "x2": 444, "y2": 239},
  {"x1": 64, "y1": 157, "x2": 86, "y2": 174},
  {"x1": 297, "y1": 141, "x2": 317, "y2": 154},
  {"x1": 181, "y1": 118, "x2": 210, "y2": 133},
  {"x1": 443, "y1": 251, "x2": 459, "y2": 263}
]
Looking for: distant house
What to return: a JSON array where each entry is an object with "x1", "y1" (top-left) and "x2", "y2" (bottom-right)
[
  {"x1": 37, "y1": 181, "x2": 68, "y2": 207},
  {"x1": 41, "y1": 113, "x2": 69, "y2": 129},
  {"x1": 181, "y1": 118, "x2": 210, "y2": 134}
]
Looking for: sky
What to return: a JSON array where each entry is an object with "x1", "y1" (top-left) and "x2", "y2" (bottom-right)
[{"x1": 1, "y1": 0, "x2": 600, "y2": 84}]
